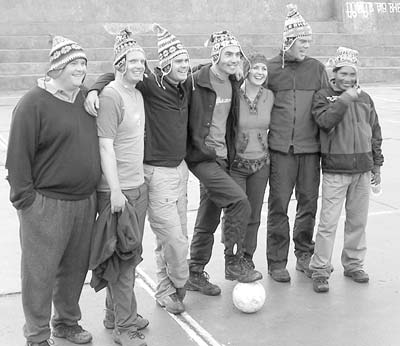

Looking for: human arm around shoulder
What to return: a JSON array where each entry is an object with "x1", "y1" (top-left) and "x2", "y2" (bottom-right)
[
  {"x1": 369, "y1": 96, "x2": 384, "y2": 183},
  {"x1": 84, "y1": 72, "x2": 116, "y2": 116},
  {"x1": 97, "y1": 89, "x2": 127, "y2": 213},
  {"x1": 6, "y1": 92, "x2": 38, "y2": 209}
]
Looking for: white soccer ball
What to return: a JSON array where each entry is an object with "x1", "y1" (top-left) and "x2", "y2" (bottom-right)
[{"x1": 232, "y1": 281, "x2": 266, "y2": 313}]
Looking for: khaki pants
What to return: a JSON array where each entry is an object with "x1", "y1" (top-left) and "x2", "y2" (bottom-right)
[
  {"x1": 310, "y1": 172, "x2": 370, "y2": 279},
  {"x1": 144, "y1": 161, "x2": 189, "y2": 299}
]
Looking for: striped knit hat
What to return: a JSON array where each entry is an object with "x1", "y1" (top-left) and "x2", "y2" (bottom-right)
[
  {"x1": 282, "y1": 4, "x2": 312, "y2": 51},
  {"x1": 113, "y1": 28, "x2": 145, "y2": 72},
  {"x1": 47, "y1": 35, "x2": 87, "y2": 74},
  {"x1": 332, "y1": 46, "x2": 359, "y2": 71},
  {"x1": 153, "y1": 23, "x2": 189, "y2": 70},
  {"x1": 205, "y1": 30, "x2": 244, "y2": 64}
]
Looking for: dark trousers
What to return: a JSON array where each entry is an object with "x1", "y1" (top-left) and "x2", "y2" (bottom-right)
[
  {"x1": 188, "y1": 159, "x2": 250, "y2": 273},
  {"x1": 18, "y1": 193, "x2": 97, "y2": 343},
  {"x1": 267, "y1": 150, "x2": 320, "y2": 270},
  {"x1": 229, "y1": 163, "x2": 269, "y2": 258}
]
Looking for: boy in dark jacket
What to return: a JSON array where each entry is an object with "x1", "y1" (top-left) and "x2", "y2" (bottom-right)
[{"x1": 309, "y1": 47, "x2": 383, "y2": 293}]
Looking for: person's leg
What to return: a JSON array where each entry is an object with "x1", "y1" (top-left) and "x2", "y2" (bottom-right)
[
  {"x1": 52, "y1": 194, "x2": 97, "y2": 327},
  {"x1": 293, "y1": 153, "x2": 320, "y2": 273},
  {"x1": 18, "y1": 194, "x2": 68, "y2": 344},
  {"x1": 310, "y1": 173, "x2": 348, "y2": 290},
  {"x1": 144, "y1": 164, "x2": 188, "y2": 307},
  {"x1": 242, "y1": 164, "x2": 269, "y2": 259},
  {"x1": 51, "y1": 194, "x2": 96, "y2": 344},
  {"x1": 342, "y1": 172, "x2": 370, "y2": 281},
  {"x1": 267, "y1": 150, "x2": 297, "y2": 271}
]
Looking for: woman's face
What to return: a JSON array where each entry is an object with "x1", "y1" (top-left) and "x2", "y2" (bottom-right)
[{"x1": 247, "y1": 62, "x2": 268, "y2": 87}]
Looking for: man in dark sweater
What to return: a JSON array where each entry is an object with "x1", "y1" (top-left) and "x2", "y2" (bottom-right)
[
  {"x1": 85, "y1": 24, "x2": 190, "y2": 315},
  {"x1": 6, "y1": 36, "x2": 100, "y2": 346}
]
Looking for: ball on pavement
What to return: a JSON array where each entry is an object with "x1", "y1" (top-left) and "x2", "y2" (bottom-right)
[{"x1": 232, "y1": 281, "x2": 266, "y2": 313}]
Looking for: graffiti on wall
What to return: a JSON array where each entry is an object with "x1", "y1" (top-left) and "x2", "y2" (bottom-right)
[{"x1": 345, "y1": 2, "x2": 400, "y2": 18}]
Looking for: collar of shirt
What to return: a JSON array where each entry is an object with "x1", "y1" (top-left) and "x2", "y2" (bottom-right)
[{"x1": 37, "y1": 77, "x2": 80, "y2": 103}]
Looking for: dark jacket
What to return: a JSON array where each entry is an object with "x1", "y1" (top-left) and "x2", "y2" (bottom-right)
[
  {"x1": 186, "y1": 63, "x2": 241, "y2": 166},
  {"x1": 267, "y1": 53, "x2": 330, "y2": 154},
  {"x1": 312, "y1": 83, "x2": 384, "y2": 174},
  {"x1": 89, "y1": 201, "x2": 143, "y2": 292},
  {"x1": 90, "y1": 67, "x2": 189, "y2": 167}
]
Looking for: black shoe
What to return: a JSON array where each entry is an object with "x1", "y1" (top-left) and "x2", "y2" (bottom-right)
[
  {"x1": 226, "y1": 257, "x2": 263, "y2": 283},
  {"x1": 242, "y1": 255, "x2": 255, "y2": 270},
  {"x1": 268, "y1": 268, "x2": 291, "y2": 282},
  {"x1": 26, "y1": 340, "x2": 53, "y2": 346},
  {"x1": 185, "y1": 271, "x2": 221, "y2": 296},
  {"x1": 313, "y1": 277, "x2": 329, "y2": 293}
]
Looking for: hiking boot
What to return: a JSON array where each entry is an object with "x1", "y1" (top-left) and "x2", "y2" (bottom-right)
[
  {"x1": 52, "y1": 324, "x2": 92, "y2": 344},
  {"x1": 26, "y1": 340, "x2": 54, "y2": 346},
  {"x1": 156, "y1": 293, "x2": 185, "y2": 314},
  {"x1": 296, "y1": 253, "x2": 313, "y2": 277},
  {"x1": 104, "y1": 309, "x2": 149, "y2": 330},
  {"x1": 242, "y1": 255, "x2": 255, "y2": 270},
  {"x1": 344, "y1": 269, "x2": 369, "y2": 283},
  {"x1": 225, "y1": 257, "x2": 263, "y2": 283},
  {"x1": 185, "y1": 271, "x2": 221, "y2": 296},
  {"x1": 112, "y1": 328, "x2": 147, "y2": 346},
  {"x1": 176, "y1": 287, "x2": 186, "y2": 301},
  {"x1": 313, "y1": 277, "x2": 329, "y2": 293},
  {"x1": 268, "y1": 268, "x2": 291, "y2": 282}
]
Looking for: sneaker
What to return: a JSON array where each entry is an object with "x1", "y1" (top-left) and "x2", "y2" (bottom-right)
[
  {"x1": 156, "y1": 293, "x2": 185, "y2": 314},
  {"x1": 185, "y1": 271, "x2": 221, "y2": 296},
  {"x1": 268, "y1": 268, "x2": 291, "y2": 282},
  {"x1": 176, "y1": 287, "x2": 186, "y2": 301},
  {"x1": 104, "y1": 310, "x2": 149, "y2": 330},
  {"x1": 344, "y1": 269, "x2": 369, "y2": 283},
  {"x1": 26, "y1": 340, "x2": 54, "y2": 346},
  {"x1": 296, "y1": 253, "x2": 313, "y2": 277},
  {"x1": 313, "y1": 277, "x2": 329, "y2": 293},
  {"x1": 52, "y1": 324, "x2": 92, "y2": 344},
  {"x1": 225, "y1": 257, "x2": 263, "y2": 283},
  {"x1": 112, "y1": 328, "x2": 147, "y2": 346}
]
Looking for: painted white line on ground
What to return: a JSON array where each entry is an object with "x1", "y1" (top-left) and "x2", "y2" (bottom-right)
[
  {"x1": 368, "y1": 209, "x2": 400, "y2": 217},
  {"x1": 0, "y1": 135, "x2": 7, "y2": 150},
  {"x1": 136, "y1": 267, "x2": 224, "y2": 346},
  {"x1": 374, "y1": 96, "x2": 400, "y2": 103}
]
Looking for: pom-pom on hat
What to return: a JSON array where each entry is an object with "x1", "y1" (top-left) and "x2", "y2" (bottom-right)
[
  {"x1": 153, "y1": 23, "x2": 189, "y2": 70},
  {"x1": 332, "y1": 46, "x2": 359, "y2": 72},
  {"x1": 47, "y1": 35, "x2": 87, "y2": 75},
  {"x1": 282, "y1": 4, "x2": 312, "y2": 51},
  {"x1": 113, "y1": 28, "x2": 145, "y2": 72},
  {"x1": 205, "y1": 30, "x2": 245, "y2": 64}
]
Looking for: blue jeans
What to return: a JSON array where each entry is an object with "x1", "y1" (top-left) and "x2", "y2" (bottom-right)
[
  {"x1": 267, "y1": 150, "x2": 320, "y2": 270},
  {"x1": 229, "y1": 162, "x2": 269, "y2": 258},
  {"x1": 188, "y1": 159, "x2": 250, "y2": 273}
]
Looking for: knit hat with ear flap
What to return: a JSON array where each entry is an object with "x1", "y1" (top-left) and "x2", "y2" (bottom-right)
[
  {"x1": 113, "y1": 28, "x2": 145, "y2": 73},
  {"x1": 205, "y1": 30, "x2": 245, "y2": 64},
  {"x1": 331, "y1": 46, "x2": 359, "y2": 72},
  {"x1": 282, "y1": 3, "x2": 312, "y2": 52},
  {"x1": 47, "y1": 35, "x2": 87, "y2": 75}
]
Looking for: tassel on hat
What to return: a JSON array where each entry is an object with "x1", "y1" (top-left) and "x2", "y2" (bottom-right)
[
  {"x1": 47, "y1": 35, "x2": 87, "y2": 75},
  {"x1": 205, "y1": 30, "x2": 245, "y2": 64},
  {"x1": 113, "y1": 28, "x2": 145, "y2": 73}
]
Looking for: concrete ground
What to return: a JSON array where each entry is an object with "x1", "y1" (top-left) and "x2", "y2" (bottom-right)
[{"x1": 0, "y1": 84, "x2": 399, "y2": 346}]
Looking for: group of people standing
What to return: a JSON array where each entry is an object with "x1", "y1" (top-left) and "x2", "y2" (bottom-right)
[{"x1": 6, "y1": 4, "x2": 383, "y2": 346}]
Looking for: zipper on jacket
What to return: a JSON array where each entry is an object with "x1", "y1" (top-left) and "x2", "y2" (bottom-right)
[{"x1": 291, "y1": 70, "x2": 296, "y2": 146}]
